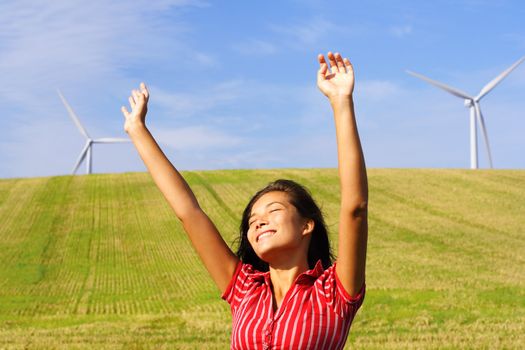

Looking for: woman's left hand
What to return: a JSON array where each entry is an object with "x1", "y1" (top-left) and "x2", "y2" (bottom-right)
[
  {"x1": 317, "y1": 52, "x2": 354, "y2": 101},
  {"x1": 121, "y1": 82, "x2": 149, "y2": 134}
]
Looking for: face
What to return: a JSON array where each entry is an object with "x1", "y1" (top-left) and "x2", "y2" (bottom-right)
[{"x1": 247, "y1": 191, "x2": 313, "y2": 263}]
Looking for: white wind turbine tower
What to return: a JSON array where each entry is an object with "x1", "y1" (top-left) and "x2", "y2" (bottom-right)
[
  {"x1": 58, "y1": 90, "x2": 131, "y2": 175},
  {"x1": 407, "y1": 56, "x2": 525, "y2": 169}
]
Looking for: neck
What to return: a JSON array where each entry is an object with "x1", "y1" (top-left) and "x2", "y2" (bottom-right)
[{"x1": 268, "y1": 256, "x2": 309, "y2": 306}]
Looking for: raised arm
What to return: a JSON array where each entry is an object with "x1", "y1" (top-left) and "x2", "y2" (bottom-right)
[
  {"x1": 121, "y1": 83, "x2": 239, "y2": 293},
  {"x1": 317, "y1": 52, "x2": 368, "y2": 297}
]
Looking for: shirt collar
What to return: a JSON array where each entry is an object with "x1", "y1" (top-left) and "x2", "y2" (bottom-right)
[
  {"x1": 250, "y1": 260, "x2": 325, "y2": 285},
  {"x1": 296, "y1": 259, "x2": 324, "y2": 284}
]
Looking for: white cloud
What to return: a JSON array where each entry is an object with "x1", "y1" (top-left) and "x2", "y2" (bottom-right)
[
  {"x1": 0, "y1": 0, "x2": 212, "y2": 178},
  {"x1": 152, "y1": 125, "x2": 243, "y2": 151},
  {"x1": 0, "y1": 0, "x2": 208, "y2": 109},
  {"x1": 151, "y1": 80, "x2": 243, "y2": 119},
  {"x1": 191, "y1": 52, "x2": 219, "y2": 67},
  {"x1": 269, "y1": 17, "x2": 337, "y2": 48},
  {"x1": 357, "y1": 80, "x2": 405, "y2": 100},
  {"x1": 0, "y1": 117, "x2": 136, "y2": 178},
  {"x1": 389, "y1": 25, "x2": 413, "y2": 38},
  {"x1": 232, "y1": 39, "x2": 278, "y2": 55}
]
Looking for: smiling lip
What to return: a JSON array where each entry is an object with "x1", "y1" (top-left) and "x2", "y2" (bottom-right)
[{"x1": 256, "y1": 230, "x2": 276, "y2": 242}]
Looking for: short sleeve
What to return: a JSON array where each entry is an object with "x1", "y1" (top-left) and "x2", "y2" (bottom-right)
[
  {"x1": 221, "y1": 261, "x2": 257, "y2": 308},
  {"x1": 316, "y1": 262, "x2": 366, "y2": 319}
]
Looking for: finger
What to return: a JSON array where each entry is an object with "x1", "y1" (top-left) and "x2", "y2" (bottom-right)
[
  {"x1": 343, "y1": 57, "x2": 353, "y2": 71},
  {"x1": 335, "y1": 52, "x2": 346, "y2": 72},
  {"x1": 320, "y1": 62, "x2": 328, "y2": 75},
  {"x1": 318, "y1": 54, "x2": 328, "y2": 67},
  {"x1": 317, "y1": 54, "x2": 329, "y2": 78},
  {"x1": 121, "y1": 106, "x2": 130, "y2": 118},
  {"x1": 140, "y1": 82, "x2": 149, "y2": 100},
  {"x1": 327, "y1": 51, "x2": 339, "y2": 73},
  {"x1": 318, "y1": 53, "x2": 325, "y2": 66},
  {"x1": 318, "y1": 63, "x2": 328, "y2": 83},
  {"x1": 136, "y1": 88, "x2": 145, "y2": 102},
  {"x1": 130, "y1": 90, "x2": 138, "y2": 105},
  {"x1": 132, "y1": 89, "x2": 143, "y2": 104},
  {"x1": 128, "y1": 96, "x2": 135, "y2": 109}
]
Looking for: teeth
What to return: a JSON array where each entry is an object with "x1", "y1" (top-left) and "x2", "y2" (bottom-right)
[{"x1": 257, "y1": 231, "x2": 274, "y2": 242}]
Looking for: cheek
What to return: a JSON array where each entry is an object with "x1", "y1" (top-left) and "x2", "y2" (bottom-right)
[
  {"x1": 277, "y1": 213, "x2": 297, "y2": 229},
  {"x1": 246, "y1": 230, "x2": 256, "y2": 245}
]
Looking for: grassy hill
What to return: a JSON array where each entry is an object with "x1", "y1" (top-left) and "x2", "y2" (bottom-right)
[{"x1": 0, "y1": 168, "x2": 524, "y2": 349}]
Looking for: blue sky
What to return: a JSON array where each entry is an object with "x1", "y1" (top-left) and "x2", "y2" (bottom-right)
[{"x1": 1, "y1": 0, "x2": 524, "y2": 178}]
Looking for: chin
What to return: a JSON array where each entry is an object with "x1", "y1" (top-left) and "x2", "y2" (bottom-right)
[
  {"x1": 253, "y1": 246, "x2": 279, "y2": 264},
  {"x1": 251, "y1": 237, "x2": 304, "y2": 264},
  {"x1": 254, "y1": 249, "x2": 272, "y2": 263},
  {"x1": 255, "y1": 246, "x2": 294, "y2": 265}
]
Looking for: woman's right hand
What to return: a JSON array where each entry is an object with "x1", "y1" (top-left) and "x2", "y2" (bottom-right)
[{"x1": 121, "y1": 82, "x2": 149, "y2": 134}]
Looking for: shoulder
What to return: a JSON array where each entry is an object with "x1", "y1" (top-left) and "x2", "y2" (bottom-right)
[
  {"x1": 332, "y1": 261, "x2": 366, "y2": 303},
  {"x1": 315, "y1": 262, "x2": 366, "y2": 309},
  {"x1": 221, "y1": 261, "x2": 268, "y2": 303}
]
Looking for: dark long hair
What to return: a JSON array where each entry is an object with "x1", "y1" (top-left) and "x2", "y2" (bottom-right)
[{"x1": 236, "y1": 179, "x2": 333, "y2": 272}]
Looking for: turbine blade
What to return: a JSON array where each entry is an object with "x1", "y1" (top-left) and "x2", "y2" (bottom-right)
[
  {"x1": 57, "y1": 89, "x2": 91, "y2": 139},
  {"x1": 406, "y1": 70, "x2": 473, "y2": 100},
  {"x1": 93, "y1": 137, "x2": 131, "y2": 143},
  {"x1": 474, "y1": 103, "x2": 494, "y2": 168},
  {"x1": 476, "y1": 56, "x2": 525, "y2": 101},
  {"x1": 72, "y1": 142, "x2": 90, "y2": 175}
]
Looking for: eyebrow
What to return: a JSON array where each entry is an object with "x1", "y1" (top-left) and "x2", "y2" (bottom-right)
[{"x1": 249, "y1": 201, "x2": 284, "y2": 219}]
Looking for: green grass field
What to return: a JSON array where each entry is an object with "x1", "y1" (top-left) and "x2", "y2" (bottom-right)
[{"x1": 0, "y1": 168, "x2": 524, "y2": 349}]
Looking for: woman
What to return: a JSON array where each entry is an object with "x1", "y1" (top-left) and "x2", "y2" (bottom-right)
[{"x1": 121, "y1": 51, "x2": 368, "y2": 349}]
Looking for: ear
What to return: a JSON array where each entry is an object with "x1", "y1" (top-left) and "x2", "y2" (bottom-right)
[{"x1": 302, "y1": 219, "x2": 315, "y2": 236}]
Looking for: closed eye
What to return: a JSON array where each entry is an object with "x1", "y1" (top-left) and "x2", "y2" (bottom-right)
[{"x1": 248, "y1": 206, "x2": 283, "y2": 227}]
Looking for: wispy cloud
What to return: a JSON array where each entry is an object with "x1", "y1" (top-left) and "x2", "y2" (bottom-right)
[
  {"x1": 232, "y1": 39, "x2": 278, "y2": 55},
  {"x1": 231, "y1": 16, "x2": 343, "y2": 56},
  {"x1": 249, "y1": 15, "x2": 365, "y2": 54},
  {"x1": 151, "y1": 80, "x2": 243, "y2": 119},
  {"x1": 0, "y1": 116, "x2": 138, "y2": 177},
  {"x1": 0, "y1": 0, "x2": 210, "y2": 178},
  {"x1": 0, "y1": 0, "x2": 209, "y2": 109},
  {"x1": 269, "y1": 17, "x2": 338, "y2": 49},
  {"x1": 152, "y1": 125, "x2": 243, "y2": 151},
  {"x1": 2, "y1": 1, "x2": 524, "y2": 178},
  {"x1": 389, "y1": 24, "x2": 413, "y2": 38},
  {"x1": 358, "y1": 80, "x2": 405, "y2": 100}
]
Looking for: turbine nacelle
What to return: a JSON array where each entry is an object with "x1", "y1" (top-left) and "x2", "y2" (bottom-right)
[{"x1": 464, "y1": 99, "x2": 474, "y2": 108}]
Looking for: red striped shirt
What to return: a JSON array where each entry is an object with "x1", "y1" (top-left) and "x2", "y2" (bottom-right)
[{"x1": 222, "y1": 260, "x2": 365, "y2": 350}]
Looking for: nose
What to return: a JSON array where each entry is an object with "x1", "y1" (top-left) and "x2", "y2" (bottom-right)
[{"x1": 255, "y1": 219, "x2": 268, "y2": 230}]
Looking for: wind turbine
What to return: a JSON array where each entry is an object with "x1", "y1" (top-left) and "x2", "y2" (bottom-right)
[
  {"x1": 407, "y1": 56, "x2": 525, "y2": 169},
  {"x1": 58, "y1": 90, "x2": 131, "y2": 175}
]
